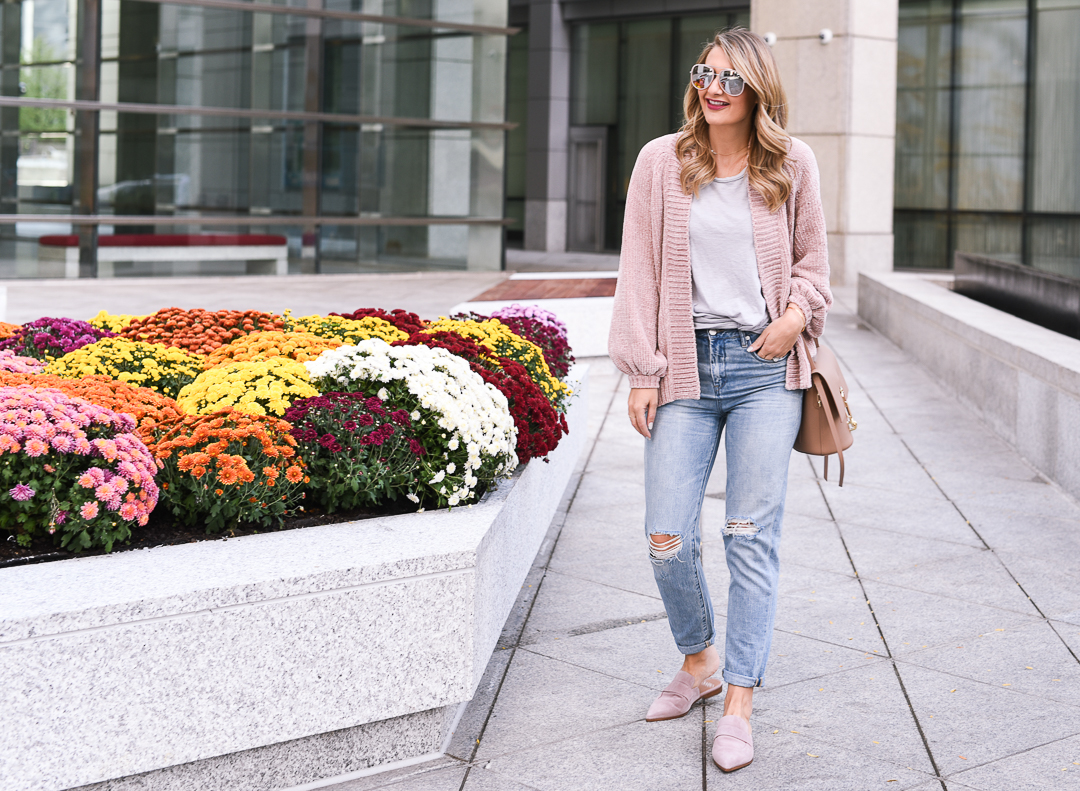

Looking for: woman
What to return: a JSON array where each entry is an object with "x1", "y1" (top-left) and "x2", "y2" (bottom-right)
[{"x1": 608, "y1": 28, "x2": 831, "y2": 772}]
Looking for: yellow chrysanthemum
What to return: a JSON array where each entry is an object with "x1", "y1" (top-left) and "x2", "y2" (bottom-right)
[
  {"x1": 88, "y1": 310, "x2": 149, "y2": 334},
  {"x1": 176, "y1": 357, "x2": 319, "y2": 417},
  {"x1": 283, "y1": 311, "x2": 408, "y2": 345},
  {"x1": 45, "y1": 337, "x2": 204, "y2": 399},
  {"x1": 426, "y1": 317, "x2": 572, "y2": 408}
]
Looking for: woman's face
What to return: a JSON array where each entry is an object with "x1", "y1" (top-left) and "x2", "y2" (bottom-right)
[{"x1": 696, "y1": 47, "x2": 757, "y2": 130}]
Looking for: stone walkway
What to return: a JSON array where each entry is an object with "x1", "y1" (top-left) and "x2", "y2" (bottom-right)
[{"x1": 327, "y1": 288, "x2": 1080, "y2": 791}]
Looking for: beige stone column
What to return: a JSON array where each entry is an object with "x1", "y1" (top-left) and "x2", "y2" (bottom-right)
[{"x1": 751, "y1": 0, "x2": 898, "y2": 286}]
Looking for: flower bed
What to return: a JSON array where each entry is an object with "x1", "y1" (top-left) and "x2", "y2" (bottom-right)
[
  {"x1": 1, "y1": 306, "x2": 576, "y2": 558},
  {"x1": 0, "y1": 365, "x2": 589, "y2": 791}
]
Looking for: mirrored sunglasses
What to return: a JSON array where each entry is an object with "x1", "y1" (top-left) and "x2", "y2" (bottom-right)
[{"x1": 689, "y1": 64, "x2": 746, "y2": 97}]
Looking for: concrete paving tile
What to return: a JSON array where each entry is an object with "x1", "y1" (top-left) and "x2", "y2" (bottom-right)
[
  {"x1": 479, "y1": 716, "x2": 702, "y2": 791},
  {"x1": 551, "y1": 551, "x2": 663, "y2": 602},
  {"x1": 763, "y1": 630, "x2": 887, "y2": 688},
  {"x1": 894, "y1": 663, "x2": 1080, "y2": 776},
  {"x1": 837, "y1": 523, "x2": 984, "y2": 577},
  {"x1": 322, "y1": 760, "x2": 466, "y2": 791},
  {"x1": 459, "y1": 766, "x2": 545, "y2": 791},
  {"x1": 950, "y1": 483, "x2": 1080, "y2": 522},
  {"x1": 473, "y1": 649, "x2": 658, "y2": 761},
  {"x1": 826, "y1": 489, "x2": 984, "y2": 549},
  {"x1": 995, "y1": 552, "x2": 1080, "y2": 624},
  {"x1": 519, "y1": 571, "x2": 663, "y2": 645},
  {"x1": 715, "y1": 663, "x2": 935, "y2": 773},
  {"x1": 927, "y1": 461, "x2": 1051, "y2": 500},
  {"x1": 700, "y1": 726, "x2": 935, "y2": 789},
  {"x1": 865, "y1": 551, "x2": 1038, "y2": 616},
  {"x1": 820, "y1": 481, "x2": 984, "y2": 544},
  {"x1": 446, "y1": 648, "x2": 513, "y2": 761},
  {"x1": 950, "y1": 733, "x2": 1080, "y2": 791},
  {"x1": 547, "y1": 508, "x2": 644, "y2": 568},
  {"x1": 584, "y1": 440, "x2": 646, "y2": 475},
  {"x1": 522, "y1": 617, "x2": 689, "y2": 692},
  {"x1": 784, "y1": 478, "x2": 837, "y2": 521},
  {"x1": 973, "y1": 521, "x2": 1080, "y2": 574},
  {"x1": 774, "y1": 576, "x2": 888, "y2": 654},
  {"x1": 895, "y1": 425, "x2": 1016, "y2": 462},
  {"x1": 860, "y1": 580, "x2": 1039, "y2": 656},
  {"x1": 777, "y1": 563, "x2": 858, "y2": 597},
  {"x1": 898, "y1": 620, "x2": 1080, "y2": 709},
  {"x1": 565, "y1": 476, "x2": 645, "y2": 516},
  {"x1": 1052, "y1": 621, "x2": 1080, "y2": 659}
]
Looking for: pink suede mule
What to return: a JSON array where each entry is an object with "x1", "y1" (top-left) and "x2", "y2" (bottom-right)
[
  {"x1": 645, "y1": 671, "x2": 723, "y2": 722},
  {"x1": 712, "y1": 714, "x2": 753, "y2": 772}
]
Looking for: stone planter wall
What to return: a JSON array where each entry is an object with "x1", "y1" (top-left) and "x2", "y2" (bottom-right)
[
  {"x1": 859, "y1": 271, "x2": 1080, "y2": 500},
  {"x1": 0, "y1": 365, "x2": 589, "y2": 791}
]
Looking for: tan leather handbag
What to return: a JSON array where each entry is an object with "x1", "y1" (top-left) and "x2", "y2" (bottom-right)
[{"x1": 793, "y1": 342, "x2": 856, "y2": 485}]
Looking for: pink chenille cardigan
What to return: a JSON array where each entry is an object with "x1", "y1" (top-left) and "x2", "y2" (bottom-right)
[{"x1": 608, "y1": 133, "x2": 833, "y2": 405}]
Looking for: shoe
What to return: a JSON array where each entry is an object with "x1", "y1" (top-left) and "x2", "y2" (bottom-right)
[
  {"x1": 645, "y1": 671, "x2": 723, "y2": 722},
  {"x1": 712, "y1": 714, "x2": 753, "y2": 772}
]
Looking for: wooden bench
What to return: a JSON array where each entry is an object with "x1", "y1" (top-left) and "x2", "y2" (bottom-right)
[{"x1": 38, "y1": 234, "x2": 289, "y2": 277}]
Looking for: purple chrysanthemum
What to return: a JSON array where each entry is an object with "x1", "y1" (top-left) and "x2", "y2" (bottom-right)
[{"x1": 9, "y1": 483, "x2": 35, "y2": 501}]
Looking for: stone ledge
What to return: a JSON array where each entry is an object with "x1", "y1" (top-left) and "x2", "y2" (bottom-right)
[
  {"x1": 0, "y1": 365, "x2": 589, "y2": 791},
  {"x1": 858, "y1": 272, "x2": 1080, "y2": 499}
]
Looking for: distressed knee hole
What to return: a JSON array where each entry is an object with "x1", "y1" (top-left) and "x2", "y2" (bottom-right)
[
  {"x1": 723, "y1": 518, "x2": 760, "y2": 537},
  {"x1": 648, "y1": 534, "x2": 683, "y2": 561}
]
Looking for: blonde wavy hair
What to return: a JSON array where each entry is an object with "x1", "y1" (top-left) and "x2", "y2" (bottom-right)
[{"x1": 676, "y1": 28, "x2": 791, "y2": 211}]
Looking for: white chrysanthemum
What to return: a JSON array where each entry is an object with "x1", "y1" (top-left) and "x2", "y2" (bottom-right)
[{"x1": 307, "y1": 340, "x2": 518, "y2": 505}]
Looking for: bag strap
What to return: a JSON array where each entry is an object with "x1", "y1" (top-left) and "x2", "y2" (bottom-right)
[
  {"x1": 812, "y1": 372, "x2": 846, "y2": 486},
  {"x1": 805, "y1": 336, "x2": 846, "y2": 487}
]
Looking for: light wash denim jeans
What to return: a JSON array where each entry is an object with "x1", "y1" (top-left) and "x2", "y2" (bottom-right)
[{"x1": 644, "y1": 329, "x2": 803, "y2": 688}]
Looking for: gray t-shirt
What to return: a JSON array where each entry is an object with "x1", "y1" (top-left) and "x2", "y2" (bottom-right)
[{"x1": 689, "y1": 170, "x2": 769, "y2": 332}]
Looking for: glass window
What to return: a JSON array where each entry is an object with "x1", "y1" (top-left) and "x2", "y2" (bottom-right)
[
  {"x1": 895, "y1": 0, "x2": 1080, "y2": 278},
  {"x1": 503, "y1": 27, "x2": 526, "y2": 242},
  {"x1": 1030, "y1": 0, "x2": 1080, "y2": 215},
  {"x1": 0, "y1": 0, "x2": 510, "y2": 277},
  {"x1": 569, "y1": 11, "x2": 747, "y2": 250},
  {"x1": 895, "y1": 0, "x2": 952, "y2": 210},
  {"x1": 953, "y1": 0, "x2": 1027, "y2": 212}
]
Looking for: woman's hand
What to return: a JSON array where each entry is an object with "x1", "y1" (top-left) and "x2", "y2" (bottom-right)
[
  {"x1": 628, "y1": 388, "x2": 659, "y2": 439},
  {"x1": 747, "y1": 305, "x2": 805, "y2": 361}
]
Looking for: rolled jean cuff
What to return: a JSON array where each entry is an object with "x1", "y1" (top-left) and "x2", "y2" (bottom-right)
[
  {"x1": 677, "y1": 638, "x2": 713, "y2": 656},
  {"x1": 723, "y1": 669, "x2": 763, "y2": 688}
]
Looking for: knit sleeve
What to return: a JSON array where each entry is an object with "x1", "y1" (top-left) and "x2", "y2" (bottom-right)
[
  {"x1": 787, "y1": 142, "x2": 833, "y2": 339},
  {"x1": 608, "y1": 141, "x2": 668, "y2": 389}
]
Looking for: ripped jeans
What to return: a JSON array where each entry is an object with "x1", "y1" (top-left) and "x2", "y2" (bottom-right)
[{"x1": 644, "y1": 329, "x2": 803, "y2": 688}]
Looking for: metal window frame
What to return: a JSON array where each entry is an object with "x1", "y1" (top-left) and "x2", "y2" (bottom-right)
[
  {"x1": 0, "y1": 0, "x2": 518, "y2": 275},
  {"x1": 910, "y1": 0, "x2": 1054, "y2": 270},
  {"x1": 0, "y1": 96, "x2": 516, "y2": 131}
]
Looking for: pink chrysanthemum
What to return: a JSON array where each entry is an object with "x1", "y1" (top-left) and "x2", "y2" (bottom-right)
[
  {"x1": 9, "y1": 483, "x2": 34, "y2": 501},
  {"x1": 80, "y1": 501, "x2": 99, "y2": 520},
  {"x1": 24, "y1": 437, "x2": 47, "y2": 457}
]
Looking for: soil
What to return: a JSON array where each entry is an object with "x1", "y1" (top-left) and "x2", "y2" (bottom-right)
[{"x1": 0, "y1": 501, "x2": 419, "y2": 569}]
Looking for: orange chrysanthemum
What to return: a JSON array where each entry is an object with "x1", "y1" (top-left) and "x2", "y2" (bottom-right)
[
  {"x1": 0, "y1": 372, "x2": 182, "y2": 450},
  {"x1": 119, "y1": 308, "x2": 285, "y2": 355},
  {"x1": 203, "y1": 331, "x2": 342, "y2": 370}
]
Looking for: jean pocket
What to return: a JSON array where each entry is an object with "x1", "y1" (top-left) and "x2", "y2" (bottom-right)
[{"x1": 746, "y1": 348, "x2": 789, "y2": 364}]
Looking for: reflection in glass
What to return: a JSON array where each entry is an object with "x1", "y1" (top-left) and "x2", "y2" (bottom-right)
[
  {"x1": 954, "y1": 0, "x2": 1027, "y2": 212},
  {"x1": 568, "y1": 12, "x2": 745, "y2": 251},
  {"x1": 894, "y1": 211, "x2": 949, "y2": 269},
  {"x1": 1031, "y1": 1, "x2": 1080, "y2": 215},
  {"x1": 895, "y1": 0, "x2": 952, "y2": 211},
  {"x1": 0, "y1": 0, "x2": 509, "y2": 277}
]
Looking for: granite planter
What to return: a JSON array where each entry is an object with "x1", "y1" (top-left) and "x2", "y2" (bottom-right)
[{"x1": 0, "y1": 366, "x2": 589, "y2": 791}]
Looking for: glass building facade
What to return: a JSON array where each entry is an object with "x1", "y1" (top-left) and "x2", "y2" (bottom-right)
[
  {"x1": 895, "y1": 0, "x2": 1080, "y2": 277},
  {"x1": 503, "y1": 7, "x2": 748, "y2": 251},
  {"x1": 0, "y1": 0, "x2": 511, "y2": 277}
]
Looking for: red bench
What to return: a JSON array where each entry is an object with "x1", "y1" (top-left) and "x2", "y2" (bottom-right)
[{"x1": 39, "y1": 234, "x2": 289, "y2": 277}]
